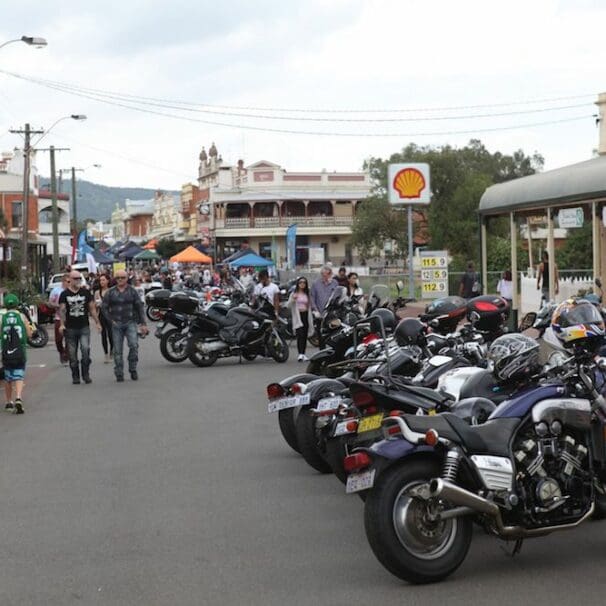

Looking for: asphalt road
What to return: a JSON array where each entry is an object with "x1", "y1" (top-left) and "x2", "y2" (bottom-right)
[{"x1": 2, "y1": 331, "x2": 605, "y2": 605}]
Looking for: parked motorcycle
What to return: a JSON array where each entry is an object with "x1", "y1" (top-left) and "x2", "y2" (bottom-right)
[{"x1": 19, "y1": 304, "x2": 49, "y2": 348}]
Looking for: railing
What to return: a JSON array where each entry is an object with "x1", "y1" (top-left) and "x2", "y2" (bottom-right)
[{"x1": 218, "y1": 215, "x2": 354, "y2": 229}]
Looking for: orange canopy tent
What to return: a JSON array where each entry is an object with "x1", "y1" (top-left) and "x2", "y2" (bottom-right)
[
  {"x1": 143, "y1": 238, "x2": 158, "y2": 250},
  {"x1": 169, "y1": 246, "x2": 213, "y2": 264}
]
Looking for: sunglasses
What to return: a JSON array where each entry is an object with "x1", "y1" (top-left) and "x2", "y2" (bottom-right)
[
  {"x1": 116, "y1": 276, "x2": 127, "y2": 280},
  {"x1": 70, "y1": 277, "x2": 81, "y2": 281}
]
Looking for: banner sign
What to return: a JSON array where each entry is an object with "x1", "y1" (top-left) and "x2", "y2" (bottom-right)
[
  {"x1": 420, "y1": 250, "x2": 448, "y2": 298},
  {"x1": 286, "y1": 223, "x2": 297, "y2": 270},
  {"x1": 558, "y1": 207, "x2": 584, "y2": 229}
]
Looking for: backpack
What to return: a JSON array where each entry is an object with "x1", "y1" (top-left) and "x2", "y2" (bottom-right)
[{"x1": 2, "y1": 316, "x2": 25, "y2": 369}]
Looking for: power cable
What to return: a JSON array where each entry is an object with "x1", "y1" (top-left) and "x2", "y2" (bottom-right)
[{"x1": 0, "y1": 70, "x2": 591, "y2": 123}]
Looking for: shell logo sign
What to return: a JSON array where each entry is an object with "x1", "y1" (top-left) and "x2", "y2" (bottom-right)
[{"x1": 388, "y1": 163, "x2": 431, "y2": 206}]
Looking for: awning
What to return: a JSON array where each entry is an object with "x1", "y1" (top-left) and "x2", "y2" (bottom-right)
[{"x1": 229, "y1": 252, "x2": 274, "y2": 267}]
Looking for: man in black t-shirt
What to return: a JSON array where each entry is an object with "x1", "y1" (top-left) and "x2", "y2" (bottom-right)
[{"x1": 59, "y1": 270, "x2": 102, "y2": 385}]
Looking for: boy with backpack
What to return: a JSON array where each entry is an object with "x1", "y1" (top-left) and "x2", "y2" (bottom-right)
[{"x1": 1, "y1": 294, "x2": 32, "y2": 414}]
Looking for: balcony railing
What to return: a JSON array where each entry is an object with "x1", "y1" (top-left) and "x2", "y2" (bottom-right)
[{"x1": 218, "y1": 215, "x2": 353, "y2": 229}]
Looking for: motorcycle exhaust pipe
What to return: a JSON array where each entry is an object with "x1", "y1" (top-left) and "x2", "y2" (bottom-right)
[
  {"x1": 429, "y1": 479, "x2": 499, "y2": 518},
  {"x1": 200, "y1": 341, "x2": 229, "y2": 354}
]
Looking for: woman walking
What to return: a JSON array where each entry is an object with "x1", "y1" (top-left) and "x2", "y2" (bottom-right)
[
  {"x1": 288, "y1": 277, "x2": 314, "y2": 362},
  {"x1": 94, "y1": 273, "x2": 114, "y2": 363}
]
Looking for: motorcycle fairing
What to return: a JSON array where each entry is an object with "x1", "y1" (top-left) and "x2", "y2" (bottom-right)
[{"x1": 489, "y1": 384, "x2": 565, "y2": 420}]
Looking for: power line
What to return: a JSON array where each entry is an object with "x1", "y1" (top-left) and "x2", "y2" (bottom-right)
[
  {"x1": 2, "y1": 72, "x2": 596, "y2": 137},
  {"x1": 0, "y1": 68, "x2": 596, "y2": 116},
  {"x1": 0, "y1": 70, "x2": 592, "y2": 123}
]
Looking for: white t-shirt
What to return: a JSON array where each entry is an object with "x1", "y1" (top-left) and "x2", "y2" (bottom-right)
[
  {"x1": 497, "y1": 279, "x2": 513, "y2": 300},
  {"x1": 254, "y1": 282, "x2": 280, "y2": 303}
]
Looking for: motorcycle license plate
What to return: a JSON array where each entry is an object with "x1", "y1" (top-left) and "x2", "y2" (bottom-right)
[
  {"x1": 333, "y1": 420, "x2": 355, "y2": 436},
  {"x1": 357, "y1": 413, "x2": 384, "y2": 433},
  {"x1": 428, "y1": 355, "x2": 453, "y2": 367},
  {"x1": 346, "y1": 469, "x2": 376, "y2": 493},
  {"x1": 316, "y1": 396, "x2": 342, "y2": 412},
  {"x1": 267, "y1": 394, "x2": 311, "y2": 413}
]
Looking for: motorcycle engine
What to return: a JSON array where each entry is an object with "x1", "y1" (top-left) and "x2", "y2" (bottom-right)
[{"x1": 512, "y1": 422, "x2": 591, "y2": 526}]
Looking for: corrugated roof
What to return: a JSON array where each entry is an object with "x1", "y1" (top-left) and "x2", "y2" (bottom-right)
[{"x1": 479, "y1": 155, "x2": 606, "y2": 215}]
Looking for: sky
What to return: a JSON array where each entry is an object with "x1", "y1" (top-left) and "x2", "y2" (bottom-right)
[{"x1": 0, "y1": 0, "x2": 605, "y2": 190}]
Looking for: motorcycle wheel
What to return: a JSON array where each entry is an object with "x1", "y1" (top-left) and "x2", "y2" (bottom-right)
[
  {"x1": 242, "y1": 351, "x2": 258, "y2": 361},
  {"x1": 267, "y1": 333, "x2": 289, "y2": 363},
  {"x1": 278, "y1": 407, "x2": 301, "y2": 453},
  {"x1": 159, "y1": 328, "x2": 189, "y2": 363},
  {"x1": 306, "y1": 359, "x2": 327, "y2": 376},
  {"x1": 592, "y1": 477, "x2": 606, "y2": 519},
  {"x1": 364, "y1": 459, "x2": 472, "y2": 584},
  {"x1": 308, "y1": 334, "x2": 320, "y2": 348},
  {"x1": 28, "y1": 325, "x2": 49, "y2": 348},
  {"x1": 294, "y1": 406, "x2": 332, "y2": 474},
  {"x1": 187, "y1": 337, "x2": 219, "y2": 368},
  {"x1": 146, "y1": 306, "x2": 162, "y2": 322}
]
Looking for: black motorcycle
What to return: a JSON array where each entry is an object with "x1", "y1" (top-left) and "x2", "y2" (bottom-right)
[
  {"x1": 19, "y1": 304, "x2": 49, "y2": 348},
  {"x1": 178, "y1": 293, "x2": 289, "y2": 367}
]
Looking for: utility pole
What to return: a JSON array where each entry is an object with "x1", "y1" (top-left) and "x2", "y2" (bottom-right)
[
  {"x1": 9, "y1": 123, "x2": 44, "y2": 284},
  {"x1": 72, "y1": 166, "x2": 78, "y2": 232},
  {"x1": 38, "y1": 146, "x2": 70, "y2": 273}
]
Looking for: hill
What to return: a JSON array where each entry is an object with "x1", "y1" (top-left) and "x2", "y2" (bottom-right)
[{"x1": 39, "y1": 178, "x2": 179, "y2": 221}]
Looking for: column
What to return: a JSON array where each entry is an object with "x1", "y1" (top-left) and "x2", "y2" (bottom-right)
[
  {"x1": 592, "y1": 201, "x2": 601, "y2": 284},
  {"x1": 547, "y1": 208, "x2": 555, "y2": 301},
  {"x1": 480, "y1": 216, "x2": 488, "y2": 295},
  {"x1": 510, "y1": 212, "x2": 518, "y2": 323}
]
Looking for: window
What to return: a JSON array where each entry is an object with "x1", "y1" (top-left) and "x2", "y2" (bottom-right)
[
  {"x1": 11, "y1": 201, "x2": 22, "y2": 228},
  {"x1": 259, "y1": 242, "x2": 273, "y2": 259}
]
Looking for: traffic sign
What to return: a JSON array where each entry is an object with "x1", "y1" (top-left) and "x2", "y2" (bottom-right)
[{"x1": 420, "y1": 250, "x2": 448, "y2": 298}]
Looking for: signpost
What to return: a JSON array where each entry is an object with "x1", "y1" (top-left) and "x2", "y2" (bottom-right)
[
  {"x1": 558, "y1": 207, "x2": 584, "y2": 229},
  {"x1": 420, "y1": 250, "x2": 449, "y2": 298},
  {"x1": 388, "y1": 163, "x2": 431, "y2": 299}
]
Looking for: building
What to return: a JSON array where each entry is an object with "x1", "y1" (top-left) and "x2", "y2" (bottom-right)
[
  {"x1": 110, "y1": 198, "x2": 154, "y2": 242},
  {"x1": 149, "y1": 190, "x2": 183, "y2": 240},
  {"x1": 194, "y1": 144, "x2": 371, "y2": 265},
  {"x1": 179, "y1": 182, "x2": 204, "y2": 241},
  {"x1": 37, "y1": 189, "x2": 72, "y2": 258}
]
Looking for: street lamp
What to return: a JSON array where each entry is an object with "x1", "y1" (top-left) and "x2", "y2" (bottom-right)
[{"x1": 0, "y1": 36, "x2": 48, "y2": 50}]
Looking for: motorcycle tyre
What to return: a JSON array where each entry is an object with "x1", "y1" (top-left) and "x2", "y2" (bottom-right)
[
  {"x1": 364, "y1": 458, "x2": 472, "y2": 584},
  {"x1": 592, "y1": 477, "x2": 606, "y2": 519},
  {"x1": 278, "y1": 407, "x2": 301, "y2": 454},
  {"x1": 159, "y1": 328, "x2": 189, "y2": 363},
  {"x1": 146, "y1": 306, "x2": 162, "y2": 322},
  {"x1": 306, "y1": 359, "x2": 326, "y2": 376},
  {"x1": 242, "y1": 351, "x2": 258, "y2": 361},
  {"x1": 267, "y1": 333, "x2": 289, "y2": 363},
  {"x1": 188, "y1": 337, "x2": 219, "y2": 368},
  {"x1": 294, "y1": 406, "x2": 332, "y2": 474},
  {"x1": 28, "y1": 325, "x2": 49, "y2": 348},
  {"x1": 308, "y1": 334, "x2": 320, "y2": 348}
]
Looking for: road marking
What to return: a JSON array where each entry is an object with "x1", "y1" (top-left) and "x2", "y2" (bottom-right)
[{"x1": 28, "y1": 364, "x2": 47, "y2": 368}]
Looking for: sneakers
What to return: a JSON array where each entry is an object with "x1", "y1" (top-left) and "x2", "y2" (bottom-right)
[
  {"x1": 130, "y1": 371, "x2": 138, "y2": 381},
  {"x1": 14, "y1": 399, "x2": 24, "y2": 414},
  {"x1": 5, "y1": 402, "x2": 14, "y2": 411},
  {"x1": 297, "y1": 354, "x2": 309, "y2": 362}
]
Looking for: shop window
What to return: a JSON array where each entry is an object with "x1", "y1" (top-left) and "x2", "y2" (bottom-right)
[{"x1": 11, "y1": 201, "x2": 22, "y2": 228}]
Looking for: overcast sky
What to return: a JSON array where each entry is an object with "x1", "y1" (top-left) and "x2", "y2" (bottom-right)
[{"x1": 1, "y1": 0, "x2": 605, "y2": 190}]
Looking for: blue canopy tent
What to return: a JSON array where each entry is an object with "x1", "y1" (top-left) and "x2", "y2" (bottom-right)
[
  {"x1": 221, "y1": 248, "x2": 252, "y2": 265},
  {"x1": 229, "y1": 252, "x2": 274, "y2": 268},
  {"x1": 119, "y1": 245, "x2": 143, "y2": 260},
  {"x1": 92, "y1": 249, "x2": 114, "y2": 264}
]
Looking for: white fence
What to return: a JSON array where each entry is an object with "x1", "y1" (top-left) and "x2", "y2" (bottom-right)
[{"x1": 520, "y1": 273, "x2": 594, "y2": 315}]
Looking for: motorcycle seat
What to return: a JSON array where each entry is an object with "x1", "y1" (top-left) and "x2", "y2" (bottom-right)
[
  {"x1": 206, "y1": 307, "x2": 237, "y2": 328},
  {"x1": 399, "y1": 384, "x2": 453, "y2": 405},
  {"x1": 403, "y1": 413, "x2": 520, "y2": 456}
]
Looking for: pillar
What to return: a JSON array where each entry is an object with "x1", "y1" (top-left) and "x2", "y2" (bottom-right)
[
  {"x1": 510, "y1": 212, "x2": 518, "y2": 324},
  {"x1": 593, "y1": 201, "x2": 601, "y2": 284},
  {"x1": 480, "y1": 216, "x2": 488, "y2": 295},
  {"x1": 547, "y1": 207, "x2": 555, "y2": 301}
]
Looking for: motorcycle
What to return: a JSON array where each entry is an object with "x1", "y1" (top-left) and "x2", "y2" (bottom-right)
[
  {"x1": 345, "y1": 347, "x2": 606, "y2": 584},
  {"x1": 19, "y1": 304, "x2": 49, "y2": 348},
  {"x1": 183, "y1": 293, "x2": 289, "y2": 367}
]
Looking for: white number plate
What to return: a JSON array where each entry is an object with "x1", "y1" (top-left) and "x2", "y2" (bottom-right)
[
  {"x1": 428, "y1": 355, "x2": 453, "y2": 367},
  {"x1": 267, "y1": 393, "x2": 310, "y2": 413},
  {"x1": 346, "y1": 469, "x2": 376, "y2": 494},
  {"x1": 316, "y1": 396, "x2": 342, "y2": 412},
  {"x1": 333, "y1": 420, "x2": 355, "y2": 436}
]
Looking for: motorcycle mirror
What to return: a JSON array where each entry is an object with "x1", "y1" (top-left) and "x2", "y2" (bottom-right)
[
  {"x1": 429, "y1": 319, "x2": 440, "y2": 329},
  {"x1": 396, "y1": 280, "x2": 404, "y2": 293}
]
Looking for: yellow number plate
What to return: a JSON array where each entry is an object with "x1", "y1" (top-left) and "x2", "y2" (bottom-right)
[{"x1": 357, "y1": 413, "x2": 384, "y2": 433}]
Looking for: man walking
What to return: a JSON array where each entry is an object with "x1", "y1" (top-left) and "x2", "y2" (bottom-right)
[
  {"x1": 48, "y1": 273, "x2": 70, "y2": 365},
  {"x1": 1, "y1": 294, "x2": 32, "y2": 413},
  {"x1": 310, "y1": 265, "x2": 339, "y2": 314},
  {"x1": 59, "y1": 271, "x2": 101, "y2": 385},
  {"x1": 102, "y1": 269, "x2": 149, "y2": 382},
  {"x1": 459, "y1": 262, "x2": 481, "y2": 300}
]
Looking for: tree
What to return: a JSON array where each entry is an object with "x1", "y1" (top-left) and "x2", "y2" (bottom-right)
[
  {"x1": 556, "y1": 223, "x2": 593, "y2": 270},
  {"x1": 155, "y1": 238, "x2": 181, "y2": 260},
  {"x1": 354, "y1": 139, "x2": 544, "y2": 263}
]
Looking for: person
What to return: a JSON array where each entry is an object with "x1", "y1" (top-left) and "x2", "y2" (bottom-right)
[
  {"x1": 336, "y1": 266, "x2": 348, "y2": 287},
  {"x1": 93, "y1": 273, "x2": 113, "y2": 364},
  {"x1": 288, "y1": 277, "x2": 314, "y2": 362},
  {"x1": 239, "y1": 267, "x2": 253, "y2": 289},
  {"x1": 202, "y1": 269, "x2": 212, "y2": 286},
  {"x1": 253, "y1": 269, "x2": 280, "y2": 316},
  {"x1": 161, "y1": 271, "x2": 173, "y2": 290},
  {"x1": 48, "y1": 273, "x2": 70, "y2": 365},
  {"x1": 1, "y1": 294, "x2": 32, "y2": 414},
  {"x1": 59, "y1": 270, "x2": 102, "y2": 385},
  {"x1": 310, "y1": 265, "x2": 339, "y2": 314},
  {"x1": 346, "y1": 272, "x2": 363, "y2": 298},
  {"x1": 102, "y1": 269, "x2": 149, "y2": 382},
  {"x1": 459, "y1": 262, "x2": 481, "y2": 299},
  {"x1": 497, "y1": 270, "x2": 514, "y2": 308},
  {"x1": 536, "y1": 250, "x2": 559, "y2": 303}
]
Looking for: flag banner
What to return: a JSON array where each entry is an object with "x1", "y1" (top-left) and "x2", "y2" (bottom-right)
[{"x1": 286, "y1": 223, "x2": 297, "y2": 270}]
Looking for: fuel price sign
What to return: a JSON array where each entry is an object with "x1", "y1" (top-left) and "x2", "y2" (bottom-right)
[{"x1": 420, "y1": 251, "x2": 448, "y2": 298}]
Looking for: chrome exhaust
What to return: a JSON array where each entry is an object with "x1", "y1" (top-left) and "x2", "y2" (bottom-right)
[{"x1": 429, "y1": 478, "x2": 595, "y2": 539}]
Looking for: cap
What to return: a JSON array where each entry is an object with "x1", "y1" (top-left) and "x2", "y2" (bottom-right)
[{"x1": 4, "y1": 293, "x2": 19, "y2": 308}]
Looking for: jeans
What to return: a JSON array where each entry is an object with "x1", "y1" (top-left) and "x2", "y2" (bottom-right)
[
  {"x1": 112, "y1": 322, "x2": 139, "y2": 376},
  {"x1": 54, "y1": 319, "x2": 67, "y2": 362},
  {"x1": 65, "y1": 326, "x2": 91, "y2": 379}
]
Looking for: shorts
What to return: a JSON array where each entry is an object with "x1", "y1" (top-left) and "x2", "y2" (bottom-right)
[{"x1": 3, "y1": 367, "x2": 25, "y2": 382}]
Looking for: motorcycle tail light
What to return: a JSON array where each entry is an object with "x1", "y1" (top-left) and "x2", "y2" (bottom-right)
[
  {"x1": 346, "y1": 420, "x2": 358, "y2": 433},
  {"x1": 387, "y1": 425, "x2": 401, "y2": 436},
  {"x1": 343, "y1": 452, "x2": 371, "y2": 473},
  {"x1": 266, "y1": 383, "x2": 284, "y2": 399},
  {"x1": 425, "y1": 429, "x2": 439, "y2": 446},
  {"x1": 291, "y1": 382, "x2": 306, "y2": 395},
  {"x1": 389, "y1": 410, "x2": 403, "y2": 417},
  {"x1": 351, "y1": 390, "x2": 374, "y2": 408}
]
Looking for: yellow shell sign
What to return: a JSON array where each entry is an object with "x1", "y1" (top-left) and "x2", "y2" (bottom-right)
[{"x1": 388, "y1": 163, "x2": 431, "y2": 205}]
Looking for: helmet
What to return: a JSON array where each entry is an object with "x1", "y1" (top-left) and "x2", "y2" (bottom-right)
[
  {"x1": 551, "y1": 298, "x2": 605, "y2": 349},
  {"x1": 488, "y1": 334, "x2": 540, "y2": 382},
  {"x1": 3, "y1": 293, "x2": 19, "y2": 309},
  {"x1": 368, "y1": 308, "x2": 396, "y2": 333},
  {"x1": 394, "y1": 317, "x2": 427, "y2": 346}
]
